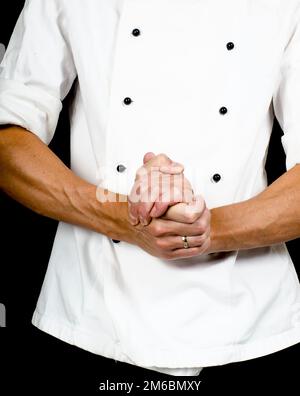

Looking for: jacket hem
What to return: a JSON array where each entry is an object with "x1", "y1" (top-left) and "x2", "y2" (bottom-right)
[{"x1": 31, "y1": 309, "x2": 300, "y2": 368}]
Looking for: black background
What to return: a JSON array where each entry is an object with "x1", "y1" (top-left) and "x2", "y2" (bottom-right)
[{"x1": 0, "y1": 1, "x2": 300, "y2": 393}]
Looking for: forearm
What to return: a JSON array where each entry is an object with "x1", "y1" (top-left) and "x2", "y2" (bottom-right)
[
  {"x1": 0, "y1": 126, "x2": 134, "y2": 243},
  {"x1": 209, "y1": 164, "x2": 300, "y2": 252}
]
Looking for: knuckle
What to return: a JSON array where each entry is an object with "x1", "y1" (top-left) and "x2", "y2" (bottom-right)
[
  {"x1": 133, "y1": 204, "x2": 142, "y2": 216},
  {"x1": 155, "y1": 238, "x2": 166, "y2": 250},
  {"x1": 202, "y1": 230, "x2": 210, "y2": 243},
  {"x1": 201, "y1": 216, "x2": 210, "y2": 228},
  {"x1": 139, "y1": 206, "x2": 148, "y2": 218},
  {"x1": 197, "y1": 216, "x2": 210, "y2": 232},
  {"x1": 157, "y1": 153, "x2": 171, "y2": 164},
  {"x1": 152, "y1": 223, "x2": 163, "y2": 236},
  {"x1": 195, "y1": 220, "x2": 206, "y2": 234},
  {"x1": 198, "y1": 237, "x2": 211, "y2": 254}
]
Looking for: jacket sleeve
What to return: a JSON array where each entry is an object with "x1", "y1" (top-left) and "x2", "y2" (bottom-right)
[
  {"x1": 0, "y1": 0, "x2": 77, "y2": 144},
  {"x1": 273, "y1": 5, "x2": 300, "y2": 171}
]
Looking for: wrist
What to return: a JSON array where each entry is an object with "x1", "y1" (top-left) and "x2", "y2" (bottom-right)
[
  {"x1": 208, "y1": 206, "x2": 230, "y2": 253},
  {"x1": 82, "y1": 184, "x2": 138, "y2": 243}
]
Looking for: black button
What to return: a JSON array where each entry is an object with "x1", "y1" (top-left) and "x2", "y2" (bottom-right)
[
  {"x1": 226, "y1": 42, "x2": 235, "y2": 50},
  {"x1": 212, "y1": 174, "x2": 222, "y2": 183},
  {"x1": 219, "y1": 107, "x2": 228, "y2": 115},
  {"x1": 123, "y1": 97, "x2": 133, "y2": 105},
  {"x1": 112, "y1": 239, "x2": 121, "y2": 244},
  {"x1": 116, "y1": 164, "x2": 126, "y2": 173},
  {"x1": 132, "y1": 28, "x2": 141, "y2": 37}
]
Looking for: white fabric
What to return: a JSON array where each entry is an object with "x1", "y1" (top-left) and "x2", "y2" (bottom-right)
[{"x1": 1, "y1": 0, "x2": 300, "y2": 376}]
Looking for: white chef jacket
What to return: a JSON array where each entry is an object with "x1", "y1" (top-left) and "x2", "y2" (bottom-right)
[{"x1": 1, "y1": 0, "x2": 300, "y2": 377}]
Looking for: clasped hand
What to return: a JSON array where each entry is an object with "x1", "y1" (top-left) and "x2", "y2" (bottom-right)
[{"x1": 128, "y1": 152, "x2": 211, "y2": 260}]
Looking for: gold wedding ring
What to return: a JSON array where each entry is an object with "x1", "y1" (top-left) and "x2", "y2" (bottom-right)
[{"x1": 182, "y1": 236, "x2": 190, "y2": 249}]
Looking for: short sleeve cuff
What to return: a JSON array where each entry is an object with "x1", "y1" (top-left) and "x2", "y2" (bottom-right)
[{"x1": 0, "y1": 78, "x2": 62, "y2": 144}]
